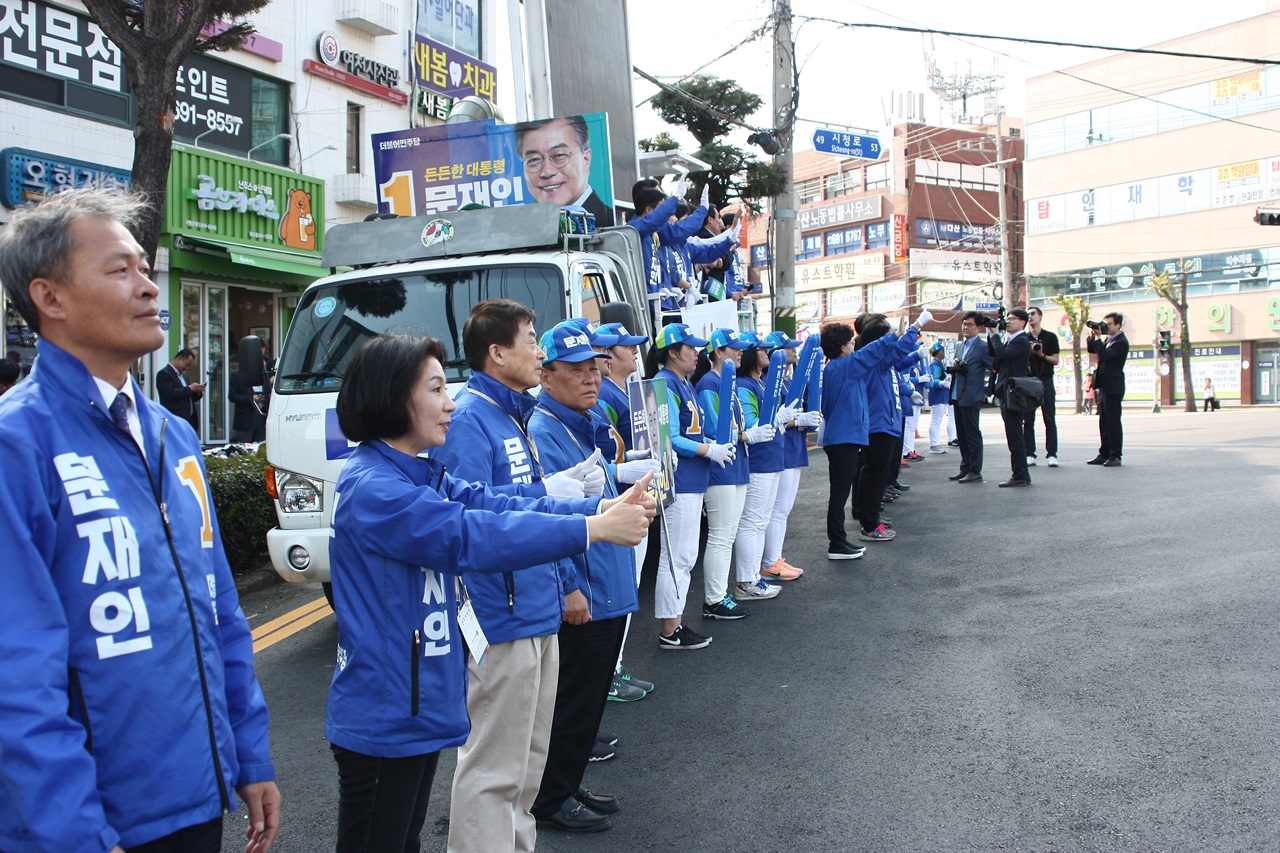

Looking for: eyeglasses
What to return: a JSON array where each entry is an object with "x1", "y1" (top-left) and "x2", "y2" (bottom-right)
[{"x1": 522, "y1": 148, "x2": 583, "y2": 171}]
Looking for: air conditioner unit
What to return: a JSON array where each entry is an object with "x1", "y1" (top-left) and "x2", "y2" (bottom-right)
[{"x1": 336, "y1": 0, "x2": 398, "y2": 36}]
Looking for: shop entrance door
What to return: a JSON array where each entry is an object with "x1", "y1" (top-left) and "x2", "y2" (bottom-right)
[
  {"x1": 1255, "y1": 345, "x2": 1280, "y2": 404},
  {"x1": 179, "y1": 281, "x2": 228, "y2": 443}
]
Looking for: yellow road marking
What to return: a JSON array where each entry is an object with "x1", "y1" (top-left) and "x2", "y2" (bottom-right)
[{"x1": 252, "y1": 596, "x2": 333, "y2": 653}]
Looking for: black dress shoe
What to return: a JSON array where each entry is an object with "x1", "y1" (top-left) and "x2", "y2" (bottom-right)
[
  {"x1": 538, "y1": 797, "x2": 612, "y2": 833},
  {"x1": 997, "y1": 478, "x2": 1030, "y2": 487},
  {"x1": 1086, "y1": 455, "x2": 1107, "y2": 465},
  {"x1": 892, "y1": 483, "x2": 911, "y2": 492},
  {"x1": 948, "y1": 472, "x2": 967, "y2": 481},
  {"x1": 577, "y1": 787, "x2": 621, "y2": 815},
  {"x1": 958, "y1": 472, "x2": 983, "y2": 483},
  {"x1": 1103, "y1": 457, "x2": 1122, "y2": 467}
]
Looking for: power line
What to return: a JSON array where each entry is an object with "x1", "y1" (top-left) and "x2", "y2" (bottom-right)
[{"x1": 792, "y1": 17, "x2": 1280, "y2": 66}]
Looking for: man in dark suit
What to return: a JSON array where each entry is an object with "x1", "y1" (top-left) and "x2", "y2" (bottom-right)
[
  {"x1": 949, "y1": 311, "x2": 993, "y2": 484},
  {"x1": 1086, "y1": 312, "x2": 1129, "y2": 467},
  {"x1": 987, "y1": 308, "x2": 1033, "y2": 487},
  {"x1": 155, "y1": 348, "x2": 204, "y2": 432}
]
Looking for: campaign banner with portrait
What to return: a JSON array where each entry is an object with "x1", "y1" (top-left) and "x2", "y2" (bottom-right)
[
  {"x1": 370, "y1": 113, "x2": 615, "y2": 224},
  {"x1": 628, "y1": 378, "x2": 676, "y2": 508}
]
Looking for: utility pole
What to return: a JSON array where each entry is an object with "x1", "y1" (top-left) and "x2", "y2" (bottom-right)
[
  {"x1": 771, "y1": 0, "x2": 797, "y2": 337},
  {"x1": 994, "y1": 112, "x2": 1015, "y2": 308}
]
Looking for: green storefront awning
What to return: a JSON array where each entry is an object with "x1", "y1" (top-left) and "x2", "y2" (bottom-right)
[
  {"x1": 227, "y1": 247, "x2": 326, "y2": 278},
  {"x1": 169, "y1": 235, "x2": 326, "y2": 286}
]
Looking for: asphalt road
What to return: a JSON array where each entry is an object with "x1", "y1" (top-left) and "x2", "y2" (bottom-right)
[{"x1": 226, "y1": 406, "x2": 1280, "y2": 852}]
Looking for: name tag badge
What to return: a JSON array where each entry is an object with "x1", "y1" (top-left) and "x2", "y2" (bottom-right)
[{"x1": 457, "y1": 599, "x2": 489, "y2": 665}]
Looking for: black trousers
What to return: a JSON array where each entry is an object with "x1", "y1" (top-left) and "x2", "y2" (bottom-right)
[
  {"x1": 953, "y1": 404, "x2": 983, "y2": 475},
  {"x1": 885, "y1": 424, "x2": 906, "y2": 487},
  {"x1": 1023, "y1": 380, "x2": 1057, "y2": 458},
  {"x1": 331, "y1": 744, "x2": 441, "y2": 853},
  {"x1": 129, "y1": 818, "x2": 222, "y2": 853},
  {"x1": 1002, "y1": 404, "x2": 1030, "y2": 482},
  {"x1": 534, "y1": 615, "x2": 627, "y2": 817},
  {"x1": 858, "y1": 432, "x2": 896, "y2": 532},
  {"x1": 1097, "y1": 392, "x2": 1124, "y2": 459},
  {"x1": 824, "y1": 443, "x2": 863, "y2": 546}
]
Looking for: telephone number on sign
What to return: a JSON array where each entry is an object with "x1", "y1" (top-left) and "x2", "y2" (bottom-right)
[{"x1": 176, "y1": 103, "x2": 245, "y2": 135}]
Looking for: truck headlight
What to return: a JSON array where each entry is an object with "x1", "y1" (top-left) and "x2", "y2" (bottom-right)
[{"x1": 276, "y1": 470, "x2": 324, "y2": 513}]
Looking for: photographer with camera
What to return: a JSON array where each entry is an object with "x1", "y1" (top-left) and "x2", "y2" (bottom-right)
[
  {"x1": 947, "y1": 312, "x2": 993, "y2": 483},
  {"x1": 1086, "y1": 312, "x2": 1129, "y2": 467},
  {"x1": 1024, "y1": 307, "x2": 1060, "y2": 467},
  {"x1": 987, "y1": 308, "x2": 1034, "y2": 487}
]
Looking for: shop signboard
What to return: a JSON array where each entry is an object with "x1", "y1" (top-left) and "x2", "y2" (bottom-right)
[
  {"x1": 412, "y1": 34, "x2": 496, "y2": 102},
  {"x1": 916, "y1": 280, "x2": 1000, "y2": 312},
  {"x1": 909, "y1": 248, "x2": 1003, "y2": 282},
  {"x1": 164, "y1": 144, "x2": 326, "y2": 258},
  {"x1": 371, "y1": 113, "x2": 614, "y2": 218},
  {"x1": 1, "y1": 147, "x2": 130, "y2": 208},
  {"x1": 797, "y1": 196, "x2": 881, "y2": 231}
]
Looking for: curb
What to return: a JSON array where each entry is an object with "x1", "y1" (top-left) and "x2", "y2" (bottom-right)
[{"x1": 234, "y1": 561, "x2": 283, "y2": 597}]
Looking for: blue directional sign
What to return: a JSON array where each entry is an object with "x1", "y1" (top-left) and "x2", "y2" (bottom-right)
[{"x1": 811, "y1": 129, "x2": 881, "y2": 160}]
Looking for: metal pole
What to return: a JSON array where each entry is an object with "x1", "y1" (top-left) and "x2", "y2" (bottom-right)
[
  {"x1": 994, "y1": 113, "x2": 1014, "y2": 308},
  {"x1": 524, "y1": 0, "x2": 553, "y2": 119},
  {"x1": 772, "y1": 0, "x2": 797, "y2": 337}
]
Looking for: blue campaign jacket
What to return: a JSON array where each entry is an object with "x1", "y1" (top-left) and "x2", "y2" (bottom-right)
[
  {"x1": 597, "y1": 378, "x2": 632, "y2": 449},
  {"x1": 780, "y1": 378, "x2": 810, "y2": 469},
  {"x1": 694, "y1": 366, "x2": 749, "y2": 486},
  {"x1": 528, "y1": 396, "x2": 640, "y2": 622},
  {"x1": 433, "y1": 371, "x2": 600, "y2": 644},
  {"x1": 737, "y1": 375, "x2": 785, "y2": 474},
  {"x1": 821, "y1": 327, "x2": 921, "y2": 446},
  {"x1": 629, "y1": 195, "x2": 679, "y2": 291},
  {"x1": 656, "y1": 367, "x2": 710, "y2": 494},
  {"x1": 866, "y1": 352, "x2": 912, "y2": 438},
  {"x1": 0, "y1": 341, "x2": 273, "y2": 853},
  {"x1": 326, "y1": 441, "x2": 590, "y2": 758},
  {"x1": 925, "y1": 359, "x2": 951, "y2": 406}
]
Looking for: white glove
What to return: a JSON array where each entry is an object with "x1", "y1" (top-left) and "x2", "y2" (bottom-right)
[
  {"x1": 794, "y1": 410, "x2": 823, "y2": 429},
  {"x1": 703, "y1": 442, "x2": 736, "y2": 468},
  {"x1": 550, "y1": 448, "x2": 604, "y2": 497},
  {"x1": 675, "y1": 172, "x2": 689, "y2": 199},
  {"x1": 911, "y1": 391, "x2": 924, "y2": 406},
  {"x1": 729, "y1": 218, "x2": 742, "y2": 243},
  {"x1": 940, "y1": 376, "x2": 952, "y2": 389},
  {"x1": 616, "y1": 457, "x2": 661, "y2": 484},
  {"x1": 743, "y1": 424, "x2": 776, "y2": 444},
  {"x1": 915, "y1": 308, "x2": 934, "y2": 328},
  {"x1": 700, "y1": 183, "x2": 710, "y2": 209},
  {"x1": 774, "y1": 402, "x2": 798, "y2": 427},
  {"x1": 624, "y1": 449, "x2": 652, "y2": 462},
  {"x1": 542, "y1": 471, "x2": 586, "y2": 499}
]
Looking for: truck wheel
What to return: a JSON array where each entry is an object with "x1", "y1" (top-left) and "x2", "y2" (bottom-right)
[{"x1": 323, "y1": 582, "x2": 335, "y2": 611}]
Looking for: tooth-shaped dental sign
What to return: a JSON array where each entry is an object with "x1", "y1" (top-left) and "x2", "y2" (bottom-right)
[{"x1": 450, "y1": 61, "x2": 463, "y2": 89}]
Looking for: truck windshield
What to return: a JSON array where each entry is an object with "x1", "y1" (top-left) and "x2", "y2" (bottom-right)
[{"x1": 275, "y1": 264, "x2": 565, "y2": 393}]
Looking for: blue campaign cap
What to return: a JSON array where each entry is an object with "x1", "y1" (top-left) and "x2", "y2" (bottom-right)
[
  {"x1": 540, "y1": 322, "x2": 612, "y2": 364},
  {"x1": 706, "y1": 328, "x2": 751, "y2": 352},
  {"x1": 930, "y1": 341, "x2": 945, "y2": 354},
  {"x1": 655, "y1": 323, "x2": 710, "y2": 350},
  {"x1": 764, "y1": 330, "x2": 801, "y2": 349},
  {"x1": 586, "y1": 326, "x2": 622, "y2": 348},
  {"x1": 598, "y1": 322, "x2": 649, "y2": 346}
]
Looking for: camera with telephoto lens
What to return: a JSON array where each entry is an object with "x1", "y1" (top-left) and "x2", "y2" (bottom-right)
[
  {"x1": 944, "y1": 360, "x2": 967, "y2": 376},
  {"x1": 978, "y1": 314, "x2": 1001, "y2": 329},
  {"x1": 1086, "y1": 319, "x2": 1107, "y2": 332}
]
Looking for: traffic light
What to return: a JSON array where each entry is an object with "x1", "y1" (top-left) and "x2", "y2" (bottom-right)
[
  {"x1": 748, "y1": 131, "x2": 781, "y2": 156},
  {"x1": 1158, "y1": 329, "x2": 1171, "y2": 352},
  {"x1": 1255, "y1": 205, "x2": 1280, "y2": 225}
]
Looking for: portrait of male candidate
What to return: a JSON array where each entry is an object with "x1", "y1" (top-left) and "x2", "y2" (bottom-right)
[{"x1": 515, "y1": 115, "x2": 615, "y2": 227}]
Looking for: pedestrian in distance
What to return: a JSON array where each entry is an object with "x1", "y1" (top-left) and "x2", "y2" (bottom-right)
[{"x1": 0, "y1": 187, "x2": 281, "y2": 853}]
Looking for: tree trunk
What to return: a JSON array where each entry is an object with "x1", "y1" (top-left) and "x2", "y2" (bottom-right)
[
  {"x1": 1178, "y1": 303, "x2": 1196, "y2": 412},
  {"x1": 129, "y1": 67, "x2": 178, "y2": 273},
  {"x1": 1072, "y1": 337, "x2": 1084, "y2": 413}
]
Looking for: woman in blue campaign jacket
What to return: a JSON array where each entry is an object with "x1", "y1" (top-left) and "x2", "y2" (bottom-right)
[
  {"x1": 759, "y1": 331, "x2": 814, "y2": 582},
  {"x1": 326, "y1": 335, "x2": 647, "y2": 852},
  {"x1": 733, "y1": 340, "x2": 785, "y2": 598},
  {"x1": 0, "y1": 340, "x2": 274, "y2": 853}
]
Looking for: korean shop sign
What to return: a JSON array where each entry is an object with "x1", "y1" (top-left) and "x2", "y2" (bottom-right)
[
  {"x1": 304, "y1": 30, "x2": 406, "y2": 104},
  {"x1": 412, "y1": 33, "x2": 496, "y2": 101},
  {"x1": 165, "y1": 144, "x2": 326, "y2": 256},
  {"x1": 1, "y1": 147, "x2": 131, "y2": 208},
  {"x1": 171, "y1": 52, "x2": 254, "y2": 155}
]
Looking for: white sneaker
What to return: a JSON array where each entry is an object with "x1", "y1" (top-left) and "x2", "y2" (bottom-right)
[
  {"x1": 1047, "y1": 456, "x2": 1059, "y2": 467},
  {"x1": 734, "y1": 580, "x2": 781, "y2": 601},
  {"x1": 929, "y1": 445, "x2": 948, "y2": 454},
  {"x1": 1026, "y1": 456, "x2": 1037, "y2": 466}
]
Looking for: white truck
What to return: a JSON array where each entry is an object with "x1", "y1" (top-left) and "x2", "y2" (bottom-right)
[{"x1": 259, "y1": 203, "x2": 653, "y2": 598}]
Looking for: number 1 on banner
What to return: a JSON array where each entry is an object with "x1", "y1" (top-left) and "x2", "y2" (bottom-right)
[{"x1": 379, "y1": 170, "x2": 415, "y2": 216}]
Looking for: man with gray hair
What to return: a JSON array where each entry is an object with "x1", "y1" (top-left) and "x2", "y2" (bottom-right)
[{"x1": 0, "y1": 188, "x2": 280, "y2": 853}]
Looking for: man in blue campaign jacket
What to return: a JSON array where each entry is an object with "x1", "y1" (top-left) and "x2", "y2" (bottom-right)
[
  {"x1": 528, "y1": 324, "x2": 653, "y2": 833},
  {"x1": 0, "y1": 189, "x2": 279, "y2": 853},
  {"x1": 435, "y1": 299, "x2": 605, "y2": 853}
]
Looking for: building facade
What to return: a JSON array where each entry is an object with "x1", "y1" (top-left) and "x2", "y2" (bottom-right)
[
  {"x1": 746, "y1": 122, "x2": 1023, "y2": 341},
  {"x1": 1024, "y1": 3, "x2": 1280, "y2": 406}
]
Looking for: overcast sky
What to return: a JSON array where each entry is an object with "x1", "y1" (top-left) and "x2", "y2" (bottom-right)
[{"x1": 627, "y1": 0, "x2": 1266, "y2": 152}]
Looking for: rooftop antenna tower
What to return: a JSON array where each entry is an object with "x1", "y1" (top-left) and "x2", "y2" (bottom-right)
[{"x1": 925, "y1": 44, "x2": 1003, "y2": 126}]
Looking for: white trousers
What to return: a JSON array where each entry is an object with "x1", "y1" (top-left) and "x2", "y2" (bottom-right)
[
  {"x1": 703, "y1": 483, "x2": 748, "y2": 604},
  {"x1": 654, "y1": 491, "x2": 705, "y2": 620},
  {"x1": 903, "y1": 405, "x2": 922, "y2": 453},
  {"x1": 762, "y1": 466, "x2": 802, "y2": 568},
  {"x1": 733, "y1": 471, "x2": 780, "y2": 584},
  {"x1": 930, "y1": 403, "x2": 957, "y2": 446}
]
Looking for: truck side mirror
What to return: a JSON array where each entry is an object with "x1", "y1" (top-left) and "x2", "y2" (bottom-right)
[
  {"x1": 598, "y1": 301, "x2": 637, "y2": 334},
  {"x1": 238, "y1": 336, "x2": 265, "y2": 387}
]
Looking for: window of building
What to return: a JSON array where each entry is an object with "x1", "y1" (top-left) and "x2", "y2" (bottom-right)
[
  {"x1": 824, "y1": 170, "x2": 860, "y2": 198},
  {"x1": 796, "y1": 233, "x2": 822, "y2": 261},
  {"x1": 865, "y1": 221, "x2": 890, "y2": 249},
  {"x1": 797, "y1": 177, "x2": 823, "y2": 204},
  {"x1": 865, "y1": 162, "x2": 890, "y2": 190},
  {"x1": 250, "y1": 77, "x2": 291, "y2": 167},
  {"x1": 347, "y1": 104, "x2": 363, "y2": 174},
  {"x1": 824, "y1": 226, "x2": 863, "y2": 255}
]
